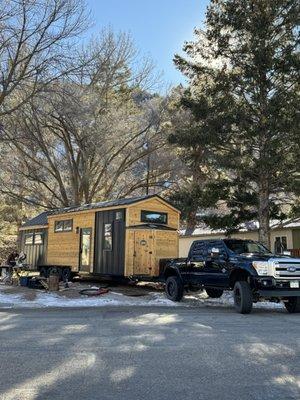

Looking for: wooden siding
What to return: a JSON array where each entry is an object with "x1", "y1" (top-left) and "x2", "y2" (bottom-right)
[
  {"x1": 153, "y1": 230, "x2": 179, "y2": 269},
  {"x1": 47, "y1": 212, "x2": 95, "y2": 271},
  {"x1": 125, "y1": 229, "x2": 178, "y2": 277},
  {"x1": 126, "y1": 198, "x2": 180, "y2": 229},
  {"x1": 46, "y1": 196, "x2": 180, "y2": 276}
]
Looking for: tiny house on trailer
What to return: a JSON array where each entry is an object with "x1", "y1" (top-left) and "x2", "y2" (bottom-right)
[{"x1": 19, "y1": 195, "x2": 180, "y2": 279}]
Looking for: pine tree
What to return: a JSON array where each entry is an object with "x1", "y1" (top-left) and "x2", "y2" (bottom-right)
[{"x1": 174, "y1": 0, "x2": 300, "y2": 247}]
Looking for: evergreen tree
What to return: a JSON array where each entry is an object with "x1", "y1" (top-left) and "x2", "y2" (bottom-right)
[{"x1": 173, "y1": 0, "x2": 300, "y2": 247}]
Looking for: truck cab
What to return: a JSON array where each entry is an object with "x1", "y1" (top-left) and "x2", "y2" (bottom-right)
[{"x1": 162, "y1": 239, "x2": 300, "y2": 314}]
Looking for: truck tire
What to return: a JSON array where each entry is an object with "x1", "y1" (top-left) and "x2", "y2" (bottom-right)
[
  {"x1": 284, "y1": 297, "x2": 300, "y2": 313},
  {"x1": 165, "y1": 276, "x2": 184, "y2": 302},
  {"x1": 206, "y1": 288, "x2": 224, "y2": 298},
  {"x1": 233, "y1": 281, "x2": 253, "y2": 314}
]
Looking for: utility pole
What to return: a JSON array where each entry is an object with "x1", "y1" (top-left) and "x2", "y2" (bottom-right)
[{"x1": 143, "y1": 141, "x2": 150, "y2": 196}]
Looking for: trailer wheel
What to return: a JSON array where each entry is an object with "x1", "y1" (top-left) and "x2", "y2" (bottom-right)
[
  {"x1": 62, "y1": 267, "x2": 71, "y2": 281},
  {"x1": 165, "y1": 276, "x2": 184, "y2": 302},
  {"x1": 40, "y1": 267, "x2": 49, "y2": 278},
  {"x1": 49, "y1": 267, "x2": 59, "y2": 276},
  {"x1": 284, "y1": 297, "x2": 300, "y2": 313},
  {"x1": 233, "y1": 281, "x2": 253, "y2": 314},
  {"x1": 206, "y1": 288, "x2": 224, "y2": 298}
]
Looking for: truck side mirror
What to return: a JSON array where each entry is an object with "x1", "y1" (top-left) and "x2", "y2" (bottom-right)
[{"x1": 210, "y1": 247, "x2": 220, "y2": 257}]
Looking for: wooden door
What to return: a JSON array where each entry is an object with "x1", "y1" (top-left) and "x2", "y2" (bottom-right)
[{"x1": 133, "y1": 230, "x2": 155, "y2": 276}]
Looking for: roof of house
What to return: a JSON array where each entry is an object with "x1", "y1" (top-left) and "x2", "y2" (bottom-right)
[
  {"x1": 21, "y1": 194, "x2": 179, "y2": 228},
  {"x1": 21, "y1": 211, "x2": 50, "y2": 228},
  {"x1": 49, "y1": 194, "x2": 179, "y2": 216},
  {"x1": 180, "y1": 218, "x2": 300, "y2": 237}
]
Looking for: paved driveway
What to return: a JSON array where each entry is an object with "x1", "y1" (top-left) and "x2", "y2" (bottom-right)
[{"x1": 0, "y1": 306, "x2": 299, "y2": 400}]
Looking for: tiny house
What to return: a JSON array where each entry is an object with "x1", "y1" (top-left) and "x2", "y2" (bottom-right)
[{"x1": 19, "y1": 195, "x2": 180, "y2": 278}]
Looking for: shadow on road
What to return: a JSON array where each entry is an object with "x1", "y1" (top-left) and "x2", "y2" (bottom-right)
[{"x1": 0, "y1": 306, "x2": 299, "y2": 400}]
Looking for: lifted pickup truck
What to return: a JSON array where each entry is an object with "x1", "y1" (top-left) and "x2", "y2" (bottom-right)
[{"x1": 162, "y1": 239, "x2": 300, "y2": 314}]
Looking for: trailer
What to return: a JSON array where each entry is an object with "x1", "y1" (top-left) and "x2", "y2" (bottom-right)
[{"x1": 18, "y1": 195, "x2": 180, "y2": 280}]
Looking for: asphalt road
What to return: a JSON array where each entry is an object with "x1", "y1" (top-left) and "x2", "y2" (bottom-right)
[{"x1": 0, "y1": 305, "x2": 299, "y2": 400}]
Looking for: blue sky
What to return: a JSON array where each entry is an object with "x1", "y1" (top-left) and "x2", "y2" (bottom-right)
[{"x1": 86, "y1": 0, "x2": 209, "y2": 87}]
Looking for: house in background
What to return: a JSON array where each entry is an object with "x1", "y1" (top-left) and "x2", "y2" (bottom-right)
[{"x1": 179, "y1": 219, "x2": 300, "y2": 257}]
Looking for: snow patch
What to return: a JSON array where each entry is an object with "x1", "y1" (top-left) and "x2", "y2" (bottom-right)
[
  {"x1": 0, "y1": 288, "x2": 177, "y2": 309},
  {"x1": 183, "y1": 291, "x2": 284, "y2": 309},
  {"x1": 0, "y1": 286, "x2": 284, "y2": 310}
]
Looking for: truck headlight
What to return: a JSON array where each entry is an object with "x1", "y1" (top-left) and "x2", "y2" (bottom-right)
[{"x1": 252, "y1": 261, "x2": 269, "y2": 276}]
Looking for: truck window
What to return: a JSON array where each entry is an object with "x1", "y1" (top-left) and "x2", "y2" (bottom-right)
[
  {"x1": 189, "y1": 242, "x2": 207, "y2": 260},
  {"x1": 207, "y1": 242, "x2": 227, "y2": 257},
  {"x1": 224, "y1": 239, "x2": 272, "y2": 255}
]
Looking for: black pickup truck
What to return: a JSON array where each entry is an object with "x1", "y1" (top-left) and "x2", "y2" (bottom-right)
[{"x1": 162, "y1": 239, "x2": 300, "y2": 314}]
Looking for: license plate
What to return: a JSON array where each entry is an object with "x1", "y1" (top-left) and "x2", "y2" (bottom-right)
[{"x1": 290, "y1": 281, "x2": 299, "y2": 288}]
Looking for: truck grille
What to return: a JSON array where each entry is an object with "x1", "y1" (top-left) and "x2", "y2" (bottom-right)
[{"x1": 275, "y1": 262, "x2": 300, "y2": 279}]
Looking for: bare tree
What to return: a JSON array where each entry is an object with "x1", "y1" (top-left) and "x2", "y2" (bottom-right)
[
  {"x1": 0, "y1": 31, "x2": 174, "y2": 208},
  {"x1": 0, "y1": 0, "x2": 89, "y2": 117}
]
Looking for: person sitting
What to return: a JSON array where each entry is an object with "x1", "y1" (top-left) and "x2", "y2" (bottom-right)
[{"x1": 6, "y1": 251, "x2": 19, "y2": 266}]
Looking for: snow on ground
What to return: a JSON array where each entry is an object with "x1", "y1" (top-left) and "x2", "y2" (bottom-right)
[
  {"x1": 183, "y1": 291, "x2": 284, "y2": 309},
  {"x1": 0, "y1": 284, "x2": 284, "y2": 310},
  {"x1": 0, "y1": 287, "x2": 177, "y2": 309}
]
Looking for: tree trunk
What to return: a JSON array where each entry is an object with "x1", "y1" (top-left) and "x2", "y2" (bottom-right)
[
  {"x1": 258, "y1": 179, "x2": 270, "y2": 249},
  {"x1": 185, "y1": 210, "x2": 197, "y2": 236}
]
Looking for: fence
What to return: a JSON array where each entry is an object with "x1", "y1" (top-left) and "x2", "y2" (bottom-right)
[{"x1": 290, "y1": 248, "x2": 300, "y2": 258}]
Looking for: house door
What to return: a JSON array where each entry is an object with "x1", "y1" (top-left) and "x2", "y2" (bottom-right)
[
  {"x1": 79, "y1": 228, "x2": 92, "y2": 272},
  {"x1": 133, "y1": 230, "x2": 155, "y2": 276}
]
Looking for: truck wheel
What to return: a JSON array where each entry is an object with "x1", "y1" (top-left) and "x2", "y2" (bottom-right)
[
  {"x1": 165, "y1": 276, "x2": 184, "y2": 302},
  {"x1": 206, "y1": 288, "x2": 224, "y2": 298},
  {"x1": 284, "y1": 297, "x2": 300, "y2": 313},
  {"x1": 233, "y1": 281, "x2": 253, "y2": 314}
]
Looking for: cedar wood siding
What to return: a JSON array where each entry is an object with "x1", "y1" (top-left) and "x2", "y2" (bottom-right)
[
  {"x1": 46, "y1": 197, "x2": 180, "y2": 275},
  {"x1": 125, "y1": 197, "x2": 180, "y2": 276}
]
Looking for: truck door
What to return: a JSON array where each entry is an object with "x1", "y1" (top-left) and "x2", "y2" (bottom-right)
[
  {"x1": 188, "y1": 241, "x2": 209, "y2": 285},
  {"x1": 205, "y1": 241, "x2": 230, "y2": 287}
]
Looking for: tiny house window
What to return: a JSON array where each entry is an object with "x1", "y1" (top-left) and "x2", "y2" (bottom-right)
[
  {"x1": 54, "y1": 219, "x2": 73, "y2": 232},
  {"x1": 104, "y1": 223, "x2": 113, "y2": 250},
  {"x1": 63, "y1": 219, "x2": 73, "y2": 231},
  {"x1": 115, "y1": 211, "x2": 123, "y2": 221},
  {"x1": 34, "y1": 233, "x2": 44, "y2": 245},
  {"x1": 25, "y1": 233, "x2": 34, "y2": 245},
  {"x1": 141, "y1": 210, "x2": 168, "y2": 225}
]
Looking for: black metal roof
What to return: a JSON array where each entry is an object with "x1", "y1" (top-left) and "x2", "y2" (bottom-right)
[
  {"x1": 21, "y1": 211, "x2": 50, "y2": 228},
  {"x1": 50, "y1": 194, "x2": 179, "y2": 216},
  {"x1": 21, "y1": 195, "x2": 179, "y2": 228}
]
